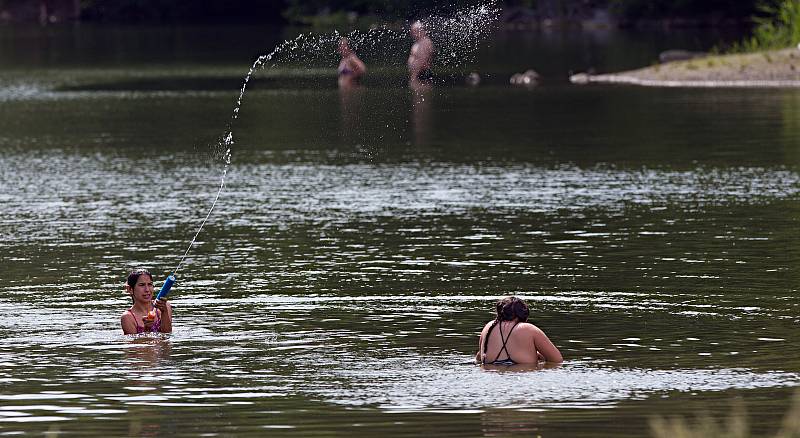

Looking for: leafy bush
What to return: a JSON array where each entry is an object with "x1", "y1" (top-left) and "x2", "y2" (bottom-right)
[
  {"x1": 609, "y1": 0, "x2": 757, "y2": 21},
  {"x1": 79, "y1": 0, "x2": 285, "y2": 23},
  {"x1": 734, "y1": 0, "x2": 800, "y2": 51},
  {"x1": 281, "y1": 0, "x2": 443, "y2": 24}
]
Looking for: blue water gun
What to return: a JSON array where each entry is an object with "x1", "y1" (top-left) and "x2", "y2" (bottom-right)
[{"x1": 156, "y1": 274, "x2": 176, "y2": 300}]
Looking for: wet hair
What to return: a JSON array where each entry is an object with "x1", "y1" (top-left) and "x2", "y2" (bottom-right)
[
  {"x1": 337, "y1": 37, "x2": 351, "y2": 54},
  {"x1": 410, "y1": 20, "x2": 427, "y2": 37},
  {"x1": 495, "y1": 296, "x2": 529, "y2": 322},
  {"x1": 126, "y1": 268, "x2": 153, "y2": 288}
]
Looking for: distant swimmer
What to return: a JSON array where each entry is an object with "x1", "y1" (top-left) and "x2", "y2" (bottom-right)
[
  {"x1": 407, "y1": 20, "x2": 434, "y2": 87},
  {"x1": 337, "y1": 37, "x2": 366, "y2": 89},
  {"x1": 121, "y1": 268, "x2": 173, "y2": 335},
  {"x1": 476, "y1": 296, "x2": 562, "y2": 365}
]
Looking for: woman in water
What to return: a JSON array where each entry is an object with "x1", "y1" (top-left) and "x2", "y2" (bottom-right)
[
  {"x1": 121, "y1": 268, "x2": 172, "y2": 335},
  {"x1": 337, "y1": 37, "x2": 366, "y2": 88},
  {"x1": 476, "y1": 296, "x2": 562, "y2": 365}
]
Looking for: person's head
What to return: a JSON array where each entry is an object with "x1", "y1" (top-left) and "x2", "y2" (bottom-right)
[
  {"x1": 495, "y1": 296, "x2": 529, "y2": 322},
  {"x1": 125, "y1": 268, "x2": 154, "y2": 302},
  {"x1": 410, "y1": 21, "x2": 426, "y2": 40},
  {"x1": 338, "y1": 37, "x2": 351, "y2": 56}
]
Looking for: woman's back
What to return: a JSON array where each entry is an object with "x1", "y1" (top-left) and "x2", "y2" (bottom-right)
[
  {"x1": 475, "y1": 296, "x2": 562, "y2": 365},
  {"x1": 478, "y1": 319, "x2": 562, "y2": 364},
  {"x1": 481, "y1": 320, "x2": 538, "y2": 364}
]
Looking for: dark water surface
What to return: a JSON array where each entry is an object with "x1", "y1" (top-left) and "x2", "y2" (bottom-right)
[{"x1": 1, "y1": 24, "x2": 799, "y2": 437}]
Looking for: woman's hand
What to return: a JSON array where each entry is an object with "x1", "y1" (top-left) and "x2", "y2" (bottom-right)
[
  {"x1": 153, "y1": 298, "x2": 173, "y2": 333},
  {"x1": 143, "y1": 308, "x2": 156, "y2": 330},
  {"x1": 153, "y1": 298, "x2": 169, "y2": 313}
]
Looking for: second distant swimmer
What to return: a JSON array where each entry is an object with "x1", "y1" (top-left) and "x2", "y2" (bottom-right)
[{"x1": 337, "y1": 38, "x2": 366, "y2": 88}]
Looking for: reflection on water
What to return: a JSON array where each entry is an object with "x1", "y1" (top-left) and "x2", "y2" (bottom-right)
[
  {"x1": 2, "y1": 146, "x2": 800, "y2": 435},
  {"x1": 322, "y1": 359, "x2": 798, "y2": 411},
  {"x1": 339, "y1": 85, "x2": 366, "y2": 148},
  {"x1": 1, "y1": 294, "x2": 799, "y2": 407},
  {"x1": 125, "y1": 337, "x2": 172, "y2": 369},
  {"x1": 782, "y1": 92, "x2": 800, "y2": 166},
  {"x1": 1, "y1": 23, "x2": 800, "y2": 438},
  {"x1": 411, "y1": 85, "x2": 433, "y2": 146}
]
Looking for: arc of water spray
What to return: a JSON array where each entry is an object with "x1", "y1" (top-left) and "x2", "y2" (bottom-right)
[
  {"x1": 166, "y1": 35, "x2": 320, "y2": 282},
  {"x1": 158, "y1": 2, "x2": 500, "y2": 298},
  {"x1": 160, "y1": 52, "x2": 273, "y2": 296},
  {"x1": 172, "y1": 138, "x2": 232, "y2": 277}
]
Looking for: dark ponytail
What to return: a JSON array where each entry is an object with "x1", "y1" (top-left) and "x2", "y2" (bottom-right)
[{"x1": 495, "y1": 296, "x2": 529, "y2": 322}]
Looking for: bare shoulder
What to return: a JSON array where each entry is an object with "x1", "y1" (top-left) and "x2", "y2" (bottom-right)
[
  {"x1": 517, "y1": 322, "x2": 546, "y2": 335},
  {"x1": 120, "y1": 309, "x2": 137, "y2": 334},
  {"x1": 481, "y1": 320, "x2": 495, "y2": 332}
]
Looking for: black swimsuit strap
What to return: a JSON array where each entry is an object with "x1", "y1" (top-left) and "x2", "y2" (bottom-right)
[
  {"x1": 493, "y1": 321, "x2": 519, "y2": 363},
  {"x1": 482, "y1": 320, "x2": 519, "y2": 364}
]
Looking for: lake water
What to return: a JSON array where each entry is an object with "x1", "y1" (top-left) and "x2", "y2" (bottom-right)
[{"x1": 1, "y1": 23, "x2": 799, "y2": 437}]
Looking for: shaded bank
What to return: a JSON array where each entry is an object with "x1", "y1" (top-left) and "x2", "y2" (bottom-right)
[
  {"x1": 0, "y1": 0, "x2": 761, "y2": 27},
  {"x1": 0, "y1": 0, "x2": 285, "y2": 24},
  {"x1": 571, "y1": 47, "x2": 800, "y2": 87}
]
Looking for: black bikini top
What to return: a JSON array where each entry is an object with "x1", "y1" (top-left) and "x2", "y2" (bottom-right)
[{"x1": 482, "y1": 320, "x2": 520, "y2": 364}]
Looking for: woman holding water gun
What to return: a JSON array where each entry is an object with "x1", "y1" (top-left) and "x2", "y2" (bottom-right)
[{"x1": 121, "y1": 268, "x2": 173, "y2": 334}]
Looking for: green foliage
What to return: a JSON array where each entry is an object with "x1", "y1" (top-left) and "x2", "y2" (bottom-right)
[
  {"x1": 608, "y1": 0, "x2": 757, "y2": 20},
  {"x1": 286, "y1": 10, "x2": 381, "y2": 29},
  {"x1": 78, "y1": 0, "x2": 286, "y2": 23},
  {"x1": 0, "y1": 0, "x2": 779, "y2": 27},
  {"x1": 281, "y1": 0, "x2": 444, "y2": 24},
  {"x1": 502, "y1": 0, "x2": 538, "y2": 8},
  {"x1": 732, "y1": 0, "x2": 800, "y2": 52}
]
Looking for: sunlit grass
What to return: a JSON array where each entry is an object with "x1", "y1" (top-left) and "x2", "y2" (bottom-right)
[{"x1": 650, "y1": 389, "x2": 800, "y2": 438}]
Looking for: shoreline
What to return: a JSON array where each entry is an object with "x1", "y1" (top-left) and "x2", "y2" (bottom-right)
[{"x1": 571, "y1": 47, "x2": 800, "y2": 88}]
